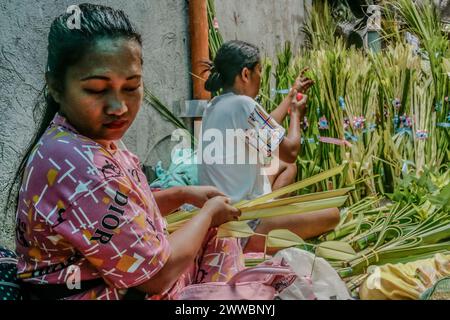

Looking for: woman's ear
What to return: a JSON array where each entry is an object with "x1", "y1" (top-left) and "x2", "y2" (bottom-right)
[
  {"x1": 45, "y1": 72, "x2": 61, "y2": 104},
  {"x1": 241, "y1": 67, "x2": 250, "y2": 83}
]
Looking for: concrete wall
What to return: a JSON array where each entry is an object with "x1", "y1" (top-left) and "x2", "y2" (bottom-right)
[
  {"x1": 0, "y1": 0, "x2": 311, "y2": 248},
  {"x1": 438, "y1": 0, "x2": 450, "y2": 23},
  {"x1": 0, "y1": 0, "x2": 191, "y2": 248},
  {"x1": 215, "y1": 0, "x2": 311, "y2": 59}
]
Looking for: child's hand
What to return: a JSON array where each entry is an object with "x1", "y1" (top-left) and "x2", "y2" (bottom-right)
[
  {"x1": 201, "y1": 196, "x2": 241, "y2": 227},
  {"x1": 182, "y1": 186, "x2": 226, "y2": 208}
]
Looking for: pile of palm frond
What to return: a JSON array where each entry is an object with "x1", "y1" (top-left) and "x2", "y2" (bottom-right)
[
  {"x1": 240, "y1": 170, "x2": 449, "y2": 295},
  {"x1": 166, "y1": 165, "x2": 349, "y2": 234},
  {"x1": 207, "y1": 0, "x2": 224, "y2": 60},
  {"x1": 317, "y1": 168, "x2": 450, "y2": 288},
  {"x1": 255, "y1": 0, "x2": 450, "y2": 200}
]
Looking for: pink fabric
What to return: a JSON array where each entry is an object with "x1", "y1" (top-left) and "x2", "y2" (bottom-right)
[
  {"x1": 175, "y1": 259, "x2": 297, "y2": 300},
  {"x1": 15, "y1": 113, "x2": 244, "y2": 300},
  {"x1": 157, "y1": 228, "x2": 244, "y2": 300},
  {"x1": 318, "y1": 136, "x2": 352, "y2": 148}
]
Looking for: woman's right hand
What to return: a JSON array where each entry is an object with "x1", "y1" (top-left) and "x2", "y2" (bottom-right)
[
  {"x1": 201, "y1": 196, "x2": 241, "y2": 228},
  {"x1": 290, "y1": 89, "x2": 308, "y2": 118}
]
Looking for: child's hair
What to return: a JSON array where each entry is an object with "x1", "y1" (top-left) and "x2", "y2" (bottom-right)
[
  {"x1": 204, "y1": 40, "x2": 260, "y2": 92},
  {"x1": 5, "y1": 3, "x2": 142, "y2": 216}
]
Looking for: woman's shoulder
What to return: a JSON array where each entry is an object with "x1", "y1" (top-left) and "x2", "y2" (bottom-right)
[
  {"x1": 27, "y1": 123, "x2": 122, "y2": 184},
  {"x1": 212, "y1": 93, "x2": 257, "y2": 115},
  {"x1": 223, "y1": 93, "x2": 255, "y2": 105}
]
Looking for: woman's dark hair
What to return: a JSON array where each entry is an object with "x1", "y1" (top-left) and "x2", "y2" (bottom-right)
[
  {"x1": 204, "y1": 40, "x2": 260, "y2": 92},
  {"x1": 5, "y1": 3, "x2": 142, "y2": 216}
]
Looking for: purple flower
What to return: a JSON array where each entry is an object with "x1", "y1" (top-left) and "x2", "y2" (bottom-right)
[
  {"x1": 353, "y1": 116, "x2": 366, "y2": 130},
  {"x1": 343, "y1": 117, "x2": 350, "y2": 130},
  {"x1": 213, "y1": 17, "x2": 219, "y2": 30},
  {"x1": 404, "y1": 115, "x2": 412, "y2": 128},
  {"x1": 302, "y1": 116, "x2": 309, "y2": 130}
]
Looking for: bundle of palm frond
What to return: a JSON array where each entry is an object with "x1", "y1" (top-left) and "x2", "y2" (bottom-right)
[
  {"x1": 368, "y1": 43, "x2": 420, "y2": 194},
  {"x1": 341, "y1": 49, "x2": 380, "y2": 201},
  {"x1": 257, "y1": 58, "x2": 277, "y2": 113},
  {"x1": 246, "y1": 196, "x2": 450, "y2": 273},
  {"x1": 144, "y1": 87, "x2": 188, "y2": 131},
  {"x1": 391, "y1": 0, "x2": 449, "y2": 167},
  {"x1": 303, "y1": 39, "x2": 350, "y2": 190},
  {"x1": 166, "y1": 166, "x2": 350, "y2": 234},
  {"x1": 316, "y1": 169, "x2": 450, "y2": 278},
  {"x1": 207, "y1": 0, "x2": 224, "y2": 60},
  {"x1": 391, "y1": 0, "x2": 448, "y2": 98},
  {"x1": 302, "y1": 0, "x2": 338, "y2": 50}
]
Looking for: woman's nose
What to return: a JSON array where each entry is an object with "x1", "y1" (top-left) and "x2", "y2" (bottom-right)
[{"x1": 105, "y1": 95, "x2": 128, "y2": 116}]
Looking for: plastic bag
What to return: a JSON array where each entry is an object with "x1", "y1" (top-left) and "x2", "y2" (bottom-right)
[{"x1": 273, "y1": 247, "x2": 352, "y2": 300}]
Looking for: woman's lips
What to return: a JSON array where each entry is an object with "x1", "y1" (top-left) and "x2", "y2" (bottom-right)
[{"x1": 104, "y1": 120, "x2": 128, "y2": 129}]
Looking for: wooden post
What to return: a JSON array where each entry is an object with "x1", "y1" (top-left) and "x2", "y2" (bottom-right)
[{"x1": 189, "y1": 0, "x2": 211, "y2": 100}]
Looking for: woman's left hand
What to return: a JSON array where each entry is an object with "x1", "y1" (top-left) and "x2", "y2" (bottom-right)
[{"x1": 182, "y1": 186, "x2": 227, "y2": 208}]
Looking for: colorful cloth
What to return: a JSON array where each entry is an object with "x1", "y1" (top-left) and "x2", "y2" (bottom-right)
[
  {"x1": 0, "y1": 247, "x2": 22, "y2": 300},
  {"x1": 158, "y1": 228, "x2": 244, "y2": 300},
  {"x1": 245, "y1": 102, "x2": 285, "y2": 161},
  {"x1": 15, "y1": 113, "x2": 243, "y2": 300}
]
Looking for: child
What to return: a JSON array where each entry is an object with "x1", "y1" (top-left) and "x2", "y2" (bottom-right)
[
  {"x1": 10, "y1": 4, "x2": 244, "y2": 300},
  {"x1": 199, "y1": 40, "x2": 340, "y2": 253}
]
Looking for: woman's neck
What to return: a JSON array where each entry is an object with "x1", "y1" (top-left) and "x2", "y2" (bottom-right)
[
  {"x1": 95, "y1": 139, "x2": 117, "y2": 151},
  {"x1": 58, "y1": 112, "x2": 116, "y2": 151},
  {"x1": 223, "y1": 86, "x2": 245, "y2": 96}
]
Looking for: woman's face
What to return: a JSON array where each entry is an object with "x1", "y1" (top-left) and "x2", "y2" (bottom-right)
[
  {"x1": 247, "y1": 63, "x2": 262, "y2": 99},
  {"x1": 53, "y1": 38, "x2": 143, "y2": 148}
]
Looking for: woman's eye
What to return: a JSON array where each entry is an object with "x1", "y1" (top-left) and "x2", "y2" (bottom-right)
[
  {"x1": 124, "y1": 86, "x2": 141, "y2": 92},
  {"x1": 84, "y1": 88, "x2": 106, "y2": 94}
]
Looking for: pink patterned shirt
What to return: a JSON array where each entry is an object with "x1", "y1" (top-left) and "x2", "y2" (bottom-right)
[{"x1": 15, "y1": 113, "x2": 171, "y2": 299}]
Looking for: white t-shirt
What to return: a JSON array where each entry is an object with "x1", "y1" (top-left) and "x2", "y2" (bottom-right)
[{"x1": 198, "y1": 93, "x2": 285, "y2": 203}]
